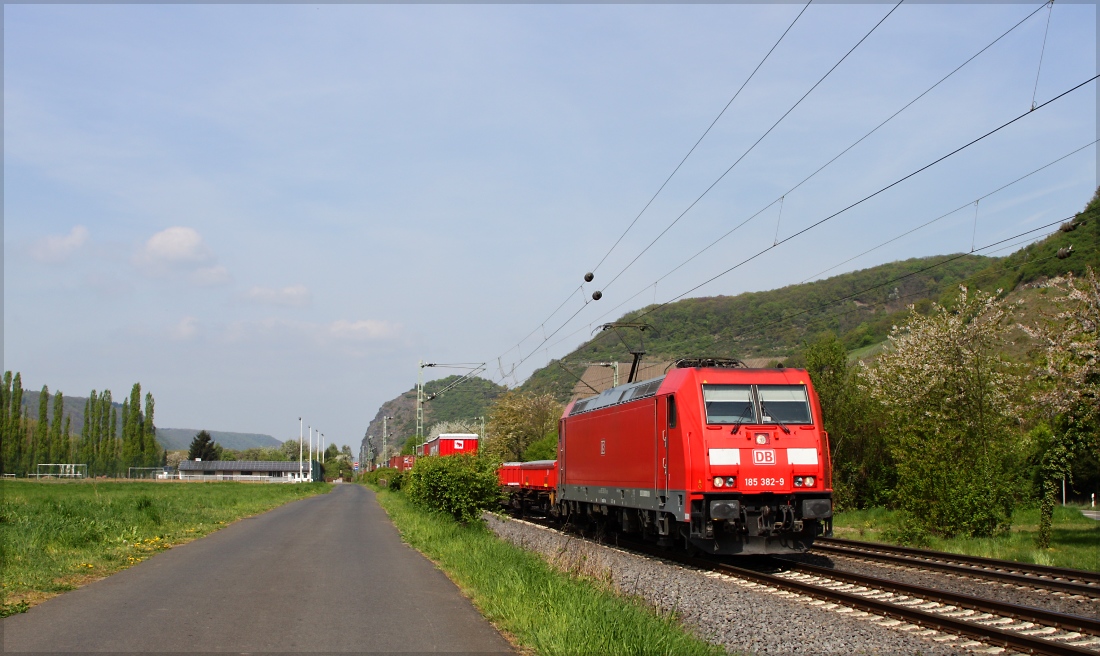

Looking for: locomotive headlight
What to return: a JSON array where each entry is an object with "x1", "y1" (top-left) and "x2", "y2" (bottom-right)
[
  {"x1": 755, "y1": 434, "x2": 768, "y2": 445},
  {"x1": 803, "y1": 476, "x2": 815, "y2": 487},
  {"x1": 794, "y1": 477, "x2": 803, "y2": 487},
  {"x1": 725, "y1": 477, "x2": 736, "y2": 488},
  {"x1": 713, "y1": 476, "x2": 725, "y2": 488}
]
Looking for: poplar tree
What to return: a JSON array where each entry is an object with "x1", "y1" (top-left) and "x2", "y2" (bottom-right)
[
  {"x1": 120, "y1": 398, "x2": 130, "y2": 466},
  {"x1": 62, "y1": 415, "x2": 73, "y2": 462},
  {"x1": 79, "y1": 396, "x2": 92, "y2": 469},
  {"x1": 0, "y1": 372, "x2": 11, "y2": 473},
  {"x1": 31, "y1": 385, "x2": 49, "y2": 471},
  {"x1": 11, "y1": 374, "x2": 25, "y2": 476},
  {"x1": 109, "y1": 402, "x2": 119, "y2": 473},
  {"x1": 123, "y1": 384, "x2": 142, "y2": 467},
  {"x1": 99, "y1": 391, "x2": 114, "y2": 474},
  {"x1": 143, "y1": 392, "x2": 157, "y2": 466},
  {"x1": 88, "y1": 391, "x2": 101, "y2": 474},
  {"x1": 49, "y1": 389, "x2": 64, "y2": 462}
]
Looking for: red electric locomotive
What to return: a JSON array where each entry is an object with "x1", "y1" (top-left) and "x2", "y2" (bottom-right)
[{"x1": 513, "y1": 359, "x2": 832, "y2": 555}]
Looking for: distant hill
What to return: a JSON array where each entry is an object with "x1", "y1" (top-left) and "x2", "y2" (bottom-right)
[
  {"x1": 19, "y1": 391, "x2": 280, "y2": 451},
  {"x1": 521, "y1": 186, "x2": 1100, "y2": 402},
  {"x1": 155, "y1": 428, "x2": 282, "y2": 452},
  {"x1": 361, "y1": 375, "x2": 507, "y2": 454}
]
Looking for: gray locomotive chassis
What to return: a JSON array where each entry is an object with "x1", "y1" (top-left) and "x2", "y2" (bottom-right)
[{"x1": 558, "y1": 484, "x2": 831, "y2": 554}]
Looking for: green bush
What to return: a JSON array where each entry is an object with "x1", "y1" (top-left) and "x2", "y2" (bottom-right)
[
  {"x1": 363, "y1": 467, "x2": 405, "y2": 490},
  {"x1": 404, "y1": 455, "x2": 502, "y2": 523}
]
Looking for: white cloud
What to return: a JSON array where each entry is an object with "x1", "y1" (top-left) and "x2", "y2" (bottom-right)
[
  {"x1": 134, "y1": 226, "x2": 213, "y2": 272},
  {"x1": 191, "y1": 265, "x2": 232, "y2": 287},
  {"x1": 328, "y1": 319, "x2": 400, "y2": 341},
  {"x1": 30, "y1": 225, "x2": 89, "y2": 263},
  {"x1": 170, "y1": 316, "x2": 200, "y2": 341},
  {"x1": 134, "y1": 226, "x2": 230, "y2": 286},
  {"x1": 245, "y1": 284, "x2": 312, "y2": 307}
]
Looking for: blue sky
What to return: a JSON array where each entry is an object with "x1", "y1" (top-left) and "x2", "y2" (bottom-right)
[{"x1": 5, "y1": 3, "x2": 1097, "y2": 450}]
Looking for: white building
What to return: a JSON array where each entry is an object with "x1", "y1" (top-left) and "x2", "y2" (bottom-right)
[{"x1": 176, "y1": 460, "x2": 320, "y2": 482}]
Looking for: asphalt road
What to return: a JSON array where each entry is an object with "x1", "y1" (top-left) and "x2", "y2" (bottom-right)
[{"x1": 2, "y1": 483, "x2": 513, "y2": 654}]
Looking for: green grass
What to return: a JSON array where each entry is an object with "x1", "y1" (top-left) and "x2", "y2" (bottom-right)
[
  {"x1": 833, "y1": 505, "x2": 1100, "y2": 572},
  {"x1": 0, "y1": 479, "x2": 328, "y2": 615},
  {"x1": 369, "y1": 485, "x2": 725, "y2": 656}
]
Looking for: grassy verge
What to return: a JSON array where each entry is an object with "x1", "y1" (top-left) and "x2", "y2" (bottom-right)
[
  {"x1": 0, "y1": 479, "x2": 328, "y2": 615},
  {"x1": 368, "y1": 485, "x2": 724, "y2": 656},
  {"x1": 833, "y1": 505, "x2": 1100, "y2": 571}
]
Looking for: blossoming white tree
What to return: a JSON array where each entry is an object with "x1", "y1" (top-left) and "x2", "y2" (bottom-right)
[
  {"x1": 1019, "y1": 266, "x2": 1100, "y2": 547},
  {"x1": 862, "y1": 287, "x2": 1026, "y2": 538}
]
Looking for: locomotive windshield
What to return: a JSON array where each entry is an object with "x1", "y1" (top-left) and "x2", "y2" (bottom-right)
[
  {"x1": 702, "y1": 385, "x2": 756, "y2": 424},
  {"x1": 702, "y1": 384, "x2": 813, "y2": 425},
  {"x1": 758, "y1": 385, "x2": 813, "y2": 424}
]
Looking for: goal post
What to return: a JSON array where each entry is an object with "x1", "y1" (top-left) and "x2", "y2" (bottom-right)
[
  {"x1": 35, "y1": 464, "x2": 88, "y2": 479},
  {"x1": 127, "y1": 467, "x2": 169, "y2": 480}
]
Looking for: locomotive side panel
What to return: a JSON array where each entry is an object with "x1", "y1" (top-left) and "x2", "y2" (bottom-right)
[{"x1": 562, "y1": 400, "x2": 657, "y2": 489}]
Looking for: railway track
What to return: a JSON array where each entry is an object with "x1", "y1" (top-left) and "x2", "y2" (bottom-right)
[
  {"x1": 622, "y1": 540, "x2": 1100, "y2": 656},
  {"x1": 515, "y1": 516, "x2": 1100, "y2": 656},
  {"x1": 816, "y1": 537, "x2": 1100, "y2": 599}
]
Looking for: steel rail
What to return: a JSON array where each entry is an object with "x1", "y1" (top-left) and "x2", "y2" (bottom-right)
[
  {"x1": 506, "y1": 517, "x2": 1099, "y2": 656},
  {"x1": 815, "y1": 538, "x2": 1100, "y2": 598},
  {"x1": 821, "y1": 538, "x2": 1100, "y2": 585},
  {"x1": 633, "y1": 546, "x2": 1099, "y2": 656},
  {"x1": 780, "y1": 559, "x2": 1100, "y2": 637}
]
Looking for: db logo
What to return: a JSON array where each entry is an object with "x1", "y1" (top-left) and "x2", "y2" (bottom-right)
[{"x1": 753, "y1": 449, "x2": 776, "y2": 465}]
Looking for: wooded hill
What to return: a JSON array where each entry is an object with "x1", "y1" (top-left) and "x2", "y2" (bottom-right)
[
  {"x1": 363, "y1": 375, "x2": 507, "y2": 451},
  {"x1": 521, "y1": 188, "x2": 1100, "y2": 402}
]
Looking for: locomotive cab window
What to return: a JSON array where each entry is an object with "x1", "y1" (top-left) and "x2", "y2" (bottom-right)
[
  {"x1": 666, "y1": 395, "x2": 677, "y2": 428},
  {"x1": 702, "y1": 385, "x2": 756, "y2": 424},
  {"x1": 758, "y1": 385, "x2": 812, "y2": 424}
]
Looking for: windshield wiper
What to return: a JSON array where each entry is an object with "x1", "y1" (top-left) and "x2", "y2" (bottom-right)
[
  {"x1": 760, "y1": 403, "x2": 791, "y2": 434},
  {"x1": 730, "y1": 405, "x2": 754, "y2": 434}
]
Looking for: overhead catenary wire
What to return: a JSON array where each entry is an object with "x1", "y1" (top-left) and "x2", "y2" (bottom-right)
[
  {"x1": 600, "y1": 1, "x2": 904, "y2": 295},
  {"x1": 488, "y1": 1, "x2": 1072, "y2": 386},
  {"x1": 627, "y1": 73, "x2": 1099, "y2": 324},
  {"x1": 621, "y1": 0, "x2": 1056, "y2": 297},
  {"x1": 559, "y1": 217, "x2": 1074, "y2": 375},
  {"x1": 489, "y1": 2, "x2": 815, "y2": 382},
  {"x1": 1031, "y1": 0, "x2": 1055, "y2": 111},
  {"x1": 536, "y1": 136, "x2": 1095, "y2": 370},
  {"x1": 714, "y1": 215, "x2": 1075, "y2": 345},
  {"x1": 798, "y1": 139, "x2": 1097, "y2": 284},
  {"x1": 589, "y1": 0, "x2": 813, "y2": 275},
  {"x1": 735, "y1": 238, "x2": 1074, "y2": 354}
]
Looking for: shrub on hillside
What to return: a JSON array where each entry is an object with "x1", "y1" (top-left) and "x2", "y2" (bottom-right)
[{"x1": 405, "y1": 455, "x2": 502, "y2": 523}]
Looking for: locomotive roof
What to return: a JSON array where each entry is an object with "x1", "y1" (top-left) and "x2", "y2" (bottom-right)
[
  {"x1": 569, "y1": 375, "x2": 665, "y2": 416},
  {"x1": 567, "y1": 366, "x2": 812, "y2": 417}
]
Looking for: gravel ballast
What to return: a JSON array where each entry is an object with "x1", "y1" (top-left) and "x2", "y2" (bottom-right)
[{"x1": 486, "y1": 514, "x2": 977, "y2": 655}]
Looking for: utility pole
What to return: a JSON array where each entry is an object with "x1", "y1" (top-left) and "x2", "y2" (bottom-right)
[
  {"x1": 584, "y1": 361, "x2": 620, "y2": 388},
  {"x1": 298, "y1": 417, "x2": 303, "y2": 482},
  {"x1": 417, "y1": 361, "x2": 425, "y2": 446},
  {"x1": 308, "y1": 426, "x2": 313, "y2": 482},
  {"x1": 382, "y1": 415, "x2": 393, "y2": 466}
]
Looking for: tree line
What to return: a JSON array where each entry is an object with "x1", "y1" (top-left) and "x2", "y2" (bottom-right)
[
  {"x1": 0, "y1": 373, "x2": 162, "y2": 477},
  {"x1": 793, "y1": 268, "x2": 1099, "y2": 545}
]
